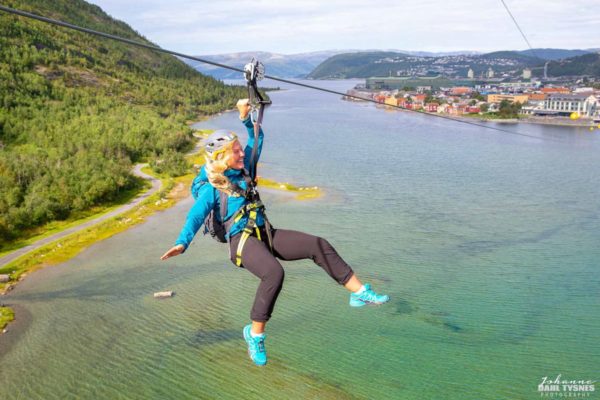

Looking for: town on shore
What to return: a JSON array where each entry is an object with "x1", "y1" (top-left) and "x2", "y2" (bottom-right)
[{"x1": 345, "y1": 70, "x2": 600, "y2": 126}]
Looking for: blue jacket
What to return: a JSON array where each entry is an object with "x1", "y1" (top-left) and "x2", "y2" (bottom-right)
[{"x1": 175, "y1": 117, "x2": 265, "y2": 250}]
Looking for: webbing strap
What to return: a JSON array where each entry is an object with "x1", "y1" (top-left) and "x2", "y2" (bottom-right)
[
  {"x1": 234, "y1": 219, "x2": 273, "y2": 267},
  {"x1": 235, "y1": 231, "x2": 250, "y2": 267},
  {"x1": 235, "y1": 209, "x2": 258, "y2": 267}
]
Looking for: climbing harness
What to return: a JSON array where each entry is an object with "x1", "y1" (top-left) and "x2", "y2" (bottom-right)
[
  {"x1": 228, "y1": 198, "x2": 271, "y2": 267},
  {"x1": 191, "y1": 159, "x2": 269, "y2": 256}
]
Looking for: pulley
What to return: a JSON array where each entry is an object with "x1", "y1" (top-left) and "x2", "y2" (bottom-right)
[
  {"x1": 242, "y1": 58, "x2": 271, "y2": 125},
  {"x1": 244, "y1": 58, "x2": 265, "y2": 84}
]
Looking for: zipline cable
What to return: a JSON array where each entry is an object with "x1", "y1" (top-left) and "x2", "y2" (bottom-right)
[
  {"x1": 499, "y1": 0, "x2": 542, "y2": 60},
  {"x1": 0, "y1": 4, "x2": 561, "y2": 142}
]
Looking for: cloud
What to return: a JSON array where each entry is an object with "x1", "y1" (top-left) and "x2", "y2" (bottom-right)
[{"x1": 88, "y1": 0, "x2": 600, "y2": 54}]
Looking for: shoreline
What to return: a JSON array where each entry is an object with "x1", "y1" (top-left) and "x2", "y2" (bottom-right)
[
  {"x1": 0, "y1": 118, "x2": 322, "y2": 336},
  {"x1": 517, "y1": 118, "x2": 599, "y2": 128},
  {"x1": 457, "y1": 115, "x2": 598, "y2": 128},
  {"x1": 372, "y1": 103, "x2": 599, "y2": 128}
]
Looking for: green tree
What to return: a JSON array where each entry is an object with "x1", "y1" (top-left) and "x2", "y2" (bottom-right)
[
  {"x1": 471, "y1": 91, "x2": 485, "y2": 101},
  {"x1": 498, "y1": 100, "x2": 522, "y2": 118}
]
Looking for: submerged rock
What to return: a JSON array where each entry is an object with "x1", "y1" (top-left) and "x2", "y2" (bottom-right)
[{"x1": 154, "y1": 291, "x2": 174, "y2": 299}]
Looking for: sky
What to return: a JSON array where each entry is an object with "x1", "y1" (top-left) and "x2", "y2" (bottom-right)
[{"x1": 87, "y1": 0, "x2": 599, "y2": 55}]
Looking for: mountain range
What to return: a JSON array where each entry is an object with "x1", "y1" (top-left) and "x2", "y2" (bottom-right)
[
  {"x1": 307, "y1": 49, "x2": 600, "y2": 80},
  {"x1": 185, "y1": 48, "x2": 598, "y2": 80}
]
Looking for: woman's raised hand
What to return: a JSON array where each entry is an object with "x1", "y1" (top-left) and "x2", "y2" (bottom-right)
[
  {"x1": 160, "y1": 244, "x2": 185, "y2": 260},
  {"x1": 237, "y1": 98, "x2": 251, "y2": 120}
]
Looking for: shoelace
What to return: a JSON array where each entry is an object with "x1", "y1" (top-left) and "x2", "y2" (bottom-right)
[
  {"x1": 362, "y1": 290, "x2": 377, "y2": 301},
  {"x1": 256, "y1": 338, "x2": 265, "y2": 353}
]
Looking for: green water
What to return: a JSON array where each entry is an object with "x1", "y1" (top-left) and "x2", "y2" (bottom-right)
[{"x1": 1, "y1": 80, "x2": 599, "y2": 399}]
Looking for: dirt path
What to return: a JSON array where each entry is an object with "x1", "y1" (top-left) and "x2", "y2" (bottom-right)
[{"x1": 0, "y1": 164, "x2": 160, "y2": 268}]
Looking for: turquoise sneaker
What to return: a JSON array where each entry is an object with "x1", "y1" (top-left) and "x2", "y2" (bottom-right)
[
  {"x1": 243, "y1": 324, "x2": 267, "y2": 366},
  {"x1": 349, "y1": 284, "x2": 390, "y2": 307}
]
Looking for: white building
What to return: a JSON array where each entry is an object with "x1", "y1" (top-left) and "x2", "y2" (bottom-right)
[
  {"x1": 573, "y1": 87, "x2": 594, "y2": 93},
  {"x1": 522, "y1": 68, "x2": 532, "y2": 79},
  {"x1": 487, "y1": 67, "x2": 494, "y2": 78},
  {"x1": 526, "y1": 94, "x2": 598, "y2": 117},
  {"x1": 467, "y1": 68, "x2": 474, "y2": 79}
]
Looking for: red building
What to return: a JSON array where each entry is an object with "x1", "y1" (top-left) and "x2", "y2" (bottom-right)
[
  {"x1": 397, "y1": 98, "x2": 409, "y2": 108},
  {"x1": 425, "y1": 103, "x2": 439, "y2": 112}
]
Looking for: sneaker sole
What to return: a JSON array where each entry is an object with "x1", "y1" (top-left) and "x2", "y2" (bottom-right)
[{"x1": 350, "y1": 298, "x2": 390, "y2": 307}]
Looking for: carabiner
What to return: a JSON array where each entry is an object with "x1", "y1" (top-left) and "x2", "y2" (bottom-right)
[{"x1": 250, "y1": 105, "x2": 260, "y2": 125}]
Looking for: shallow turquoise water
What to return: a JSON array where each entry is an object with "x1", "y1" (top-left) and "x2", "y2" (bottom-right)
[{"x1": 1, "y1": 80, "x2": 599, "y2": 399}]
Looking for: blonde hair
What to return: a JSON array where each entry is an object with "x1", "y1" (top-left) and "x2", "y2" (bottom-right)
[{"x1": 205, "y1": 140, "x2": 239, "y2": 196}]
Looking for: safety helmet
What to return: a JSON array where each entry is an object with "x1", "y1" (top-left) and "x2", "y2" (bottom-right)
[{"x1": 204, "y1": 130, "x2": 238, "y2": 160}]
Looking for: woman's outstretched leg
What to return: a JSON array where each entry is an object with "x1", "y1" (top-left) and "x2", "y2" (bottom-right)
[
  {"x1": 270, "y1": 229, "x2": 389, "y2": 306},
  {"x1": 271, "y1": 228, "x2": 354, "y2": 284}
]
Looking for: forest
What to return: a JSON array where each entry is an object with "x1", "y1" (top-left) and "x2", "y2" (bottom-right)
[{"x1": 0, "y1": 0, "x2": 247, "y2": 242}]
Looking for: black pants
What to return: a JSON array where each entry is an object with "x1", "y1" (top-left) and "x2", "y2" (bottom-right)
[{"x1": 229, "y1": 227, "x2": 355, "y2": 322}]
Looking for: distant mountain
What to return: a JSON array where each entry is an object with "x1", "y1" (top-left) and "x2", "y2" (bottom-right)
[
  {"x1": 307, "y1": 51, "x2": 532, "y2": 79},
  {"x1": 398, "y1": 50, "x2": 482, "y2": 57},
  {"x1": 307, "y1": 52, "x2": 410, "y2": 79},
  {"x1": 479, "y1": 51, "x2": 542, "y2": 63},
  {"x1": 519, "y1": 48, "x2": 592, "y2": 60},
  {"x1": 184, "y1": 51, "x2": 345, "y2": 79},
  {"x1": 307, "y1": 50, "x2": 600, "y2": 79}
]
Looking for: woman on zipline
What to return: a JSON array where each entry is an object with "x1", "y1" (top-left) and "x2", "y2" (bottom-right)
[{"x1": 161, "y1": 99, "x2": 389, "y2": 366}]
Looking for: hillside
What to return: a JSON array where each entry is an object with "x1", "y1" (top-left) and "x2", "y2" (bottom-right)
[
  {"x1": 519, "y1": 48, "x2": 591, "y2": 60},
  {"x1": 478, "y1": 51, "x2": 542, "y2": 63},
  {"x1": 546, "y1": 53, "x2": 600, "y2": 77},
  {"x1": 307, "y1": 52, "x2": 410, "y2": 79},
  {"x1": 307, "y1": 50, "x2": 600, "y2": 79},
  {"x1": 0, "y1": 0, "x2": 246, "y2": 242}
]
